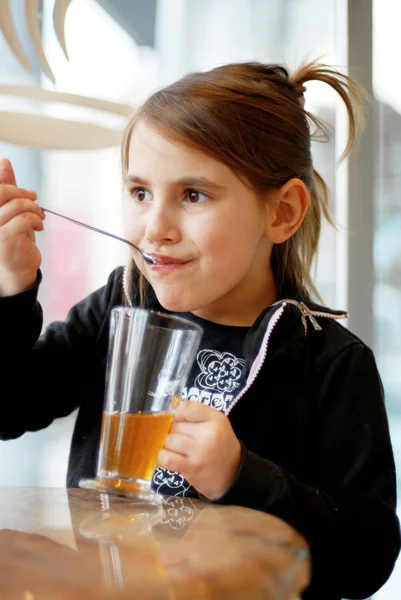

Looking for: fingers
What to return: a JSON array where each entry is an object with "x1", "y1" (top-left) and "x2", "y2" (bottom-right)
[
  {"x1": 0, "y1": 159, "x2": 17, "y2": 186},
  {"x1": 170, "y1": 421, "x2": 198, "y2": 437},
  {"x1": 158, "y1": 448, "x2": 186, "y2": 474},
  {"x1": 163, "y1": 432, "x2": 192, "y2": 456},
  {"x1": 0, "y1": 185, "x2": 37, "y2": 208},
  {"x1": 0, "y1": 162, "x2": 43, "y2": 296},
  {"x1": 0, "y1": 197, "x2": 44, "y2": 228},
  {"x1": 174, "y1": 400, "x2": 221, "y2": 423},
  {"x1": 1, "y1": 212, "x2": 44, "y2": 236}
]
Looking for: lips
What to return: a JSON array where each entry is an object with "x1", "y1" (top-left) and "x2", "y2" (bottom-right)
[{"x1": 150, "y1": 254, "x2": 189, "y2": 265}]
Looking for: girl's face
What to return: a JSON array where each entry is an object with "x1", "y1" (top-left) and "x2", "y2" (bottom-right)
[{"x1": 125, "y1": 120, "x2": 276, "y2": 326}]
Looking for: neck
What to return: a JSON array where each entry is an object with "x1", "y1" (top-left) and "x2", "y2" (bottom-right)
[{"x1": 191, "y1": 269, "x2": 277, "y2": 327}]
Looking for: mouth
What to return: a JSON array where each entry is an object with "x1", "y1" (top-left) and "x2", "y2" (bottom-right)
[
  {"x1": 150, "y1": 254, "x2": 190, "y2": 265},
  {"x1": 147, "y1": 253, "x2": 193, "y2": 273}
]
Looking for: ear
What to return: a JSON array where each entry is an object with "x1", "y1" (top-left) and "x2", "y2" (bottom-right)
[{"x1": 265, "y1": 178, "x2": 311, "y2": 244}]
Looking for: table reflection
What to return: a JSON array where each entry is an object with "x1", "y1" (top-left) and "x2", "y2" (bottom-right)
[{"x1": 0, "y1": 487, "x2": 309, "y2": 599}]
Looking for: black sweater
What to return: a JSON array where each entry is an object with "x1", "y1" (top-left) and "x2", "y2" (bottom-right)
[{"x1": 0, "y1": 267, "x2": 400, "y2": 599}]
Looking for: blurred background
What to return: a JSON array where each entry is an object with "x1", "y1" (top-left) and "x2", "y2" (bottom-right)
[{"x1": 0, "y1": 1, "x2": 400, "y2": 597}]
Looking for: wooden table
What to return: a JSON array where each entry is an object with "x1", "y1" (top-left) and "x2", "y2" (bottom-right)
[{"x1": 0, "y1": 487, "x2": 310, "y2": 599}]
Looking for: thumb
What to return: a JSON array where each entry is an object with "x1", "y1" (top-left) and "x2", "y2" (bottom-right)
[
  {"x1": 174, "y1": 400, "x2": 220, "y2": 423},
  {"x1": 0, "y1": 159, "x2": 17, "y2": 186}
]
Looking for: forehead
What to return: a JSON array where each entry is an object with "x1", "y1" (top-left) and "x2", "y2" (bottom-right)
[{"x1": 127, "y1": 120, "x2": 235, "y2": 182}]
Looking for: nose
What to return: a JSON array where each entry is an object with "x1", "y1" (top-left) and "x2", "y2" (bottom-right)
[{"x1": 145, "y1": 202, "x2": 181, "y2": 246}]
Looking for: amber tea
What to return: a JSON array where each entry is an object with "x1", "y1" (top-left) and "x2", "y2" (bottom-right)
[{"x1": 100, "y1": 411, "x2": 174, "y2": 482}]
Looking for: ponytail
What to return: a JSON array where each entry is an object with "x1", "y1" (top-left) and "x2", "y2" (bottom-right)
[{"x1": 273, "y1": 61, "x2": 367, "y2": 301}]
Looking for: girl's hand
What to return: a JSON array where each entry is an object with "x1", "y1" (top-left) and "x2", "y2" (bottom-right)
[
  {"x1": 0, "y1": 159, "x2": 44, "y2": 296},
  {"x1": 158, "y1": 400, "x2": 242, "y2": 500}
]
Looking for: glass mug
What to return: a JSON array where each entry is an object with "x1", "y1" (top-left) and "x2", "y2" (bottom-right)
[{"x1": 80, "y1": 307, "x2": 202, "y2": 503}]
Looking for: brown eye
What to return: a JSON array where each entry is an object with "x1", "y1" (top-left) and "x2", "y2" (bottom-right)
[
  {"x1": 186, "y1": 190, "x2": 209, "y2": 204},
  {"x1": 131, "y1": 188, "x2": 152, "y2": 203}
]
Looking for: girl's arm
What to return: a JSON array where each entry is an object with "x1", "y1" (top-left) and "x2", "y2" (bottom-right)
[
  {"x1": 0, "y1": 267, "x2": 123, "y2": 438},
  {"x1": 217, "y1": 343, "x2": 401, "y2": 599}
]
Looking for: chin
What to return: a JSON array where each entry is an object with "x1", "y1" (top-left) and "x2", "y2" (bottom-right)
[{"x1": 154, "y1": 288, "x2": 202, "y2": 314}]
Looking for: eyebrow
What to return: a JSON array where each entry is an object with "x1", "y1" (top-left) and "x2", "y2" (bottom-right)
[{"x1": 124, "y1": 174, "x2": 227, "y2": 190}]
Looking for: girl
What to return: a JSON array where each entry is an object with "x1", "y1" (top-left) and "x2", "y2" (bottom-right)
[{"x1": 0, "y1": 61, "x2": 399, "y2": 599}]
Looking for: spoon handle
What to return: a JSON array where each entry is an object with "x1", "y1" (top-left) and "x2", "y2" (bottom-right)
[
  {"x1": 41, "y1": 207, "x2": 136, "y2": 247},
  {"x1": 40, "y1": 207, "x2": 158, "y2": 265}
]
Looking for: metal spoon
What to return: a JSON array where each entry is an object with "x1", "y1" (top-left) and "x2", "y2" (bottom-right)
[{"x1": 41, "y1": 207, "x2": 158, "y2": 264}]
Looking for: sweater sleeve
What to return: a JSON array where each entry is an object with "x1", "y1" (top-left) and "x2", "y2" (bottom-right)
[
  {"x1": 0, "y1": 268, "x2": 123, "y2": 438},
  {"x1": 217, "y1": 342, "x2": 401, "y2": 599}
]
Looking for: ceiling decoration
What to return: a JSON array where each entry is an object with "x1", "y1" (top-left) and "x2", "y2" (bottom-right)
[{"x1": 0, "y1": 0, "x2": 134, "y2": 150}]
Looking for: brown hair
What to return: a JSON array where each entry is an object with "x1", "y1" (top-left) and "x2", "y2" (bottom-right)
[{"x1": 121, "y1": 60, "x2": 365, "y2": 305}]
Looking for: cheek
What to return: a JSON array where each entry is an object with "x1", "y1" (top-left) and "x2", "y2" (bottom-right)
[
  {"x1": 197, "y1": 217, "x2": 261, "y2": 269},
  {"x1": 123, "y1": 210, "x2": 143, "y2": 243},
  {"x1": 195, "y1": 225, "x2": 222, "y2": 256},
  {"x1": 195, "y1": 228, "x2": 235, "y2": 276},
  {"x1": 194, "y1": 217, "x2": 238, "y2": 253}
]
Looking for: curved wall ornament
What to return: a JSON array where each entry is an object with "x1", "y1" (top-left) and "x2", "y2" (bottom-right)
[
  {"x1": 52, "y1": 0, "x2": 72, "y2": 61},
  {"x1": 0, "y1": 0, "x2": 72, "y2": 79},
  {"x1": 0, "y1": 111, "x2": 123, "y2": 149},
  {"x1": 0, "y1": 0, "x2": 134, "y2": 150},
  {"x1": 26, "y1": 0, "x2": 57, "y2": 84},
  {"x1": 0, "y1": 0, "x2": 32, "y2": 74},
  {"x1": 0, "y1": 85, "x2": 134, "y2": 117}
]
